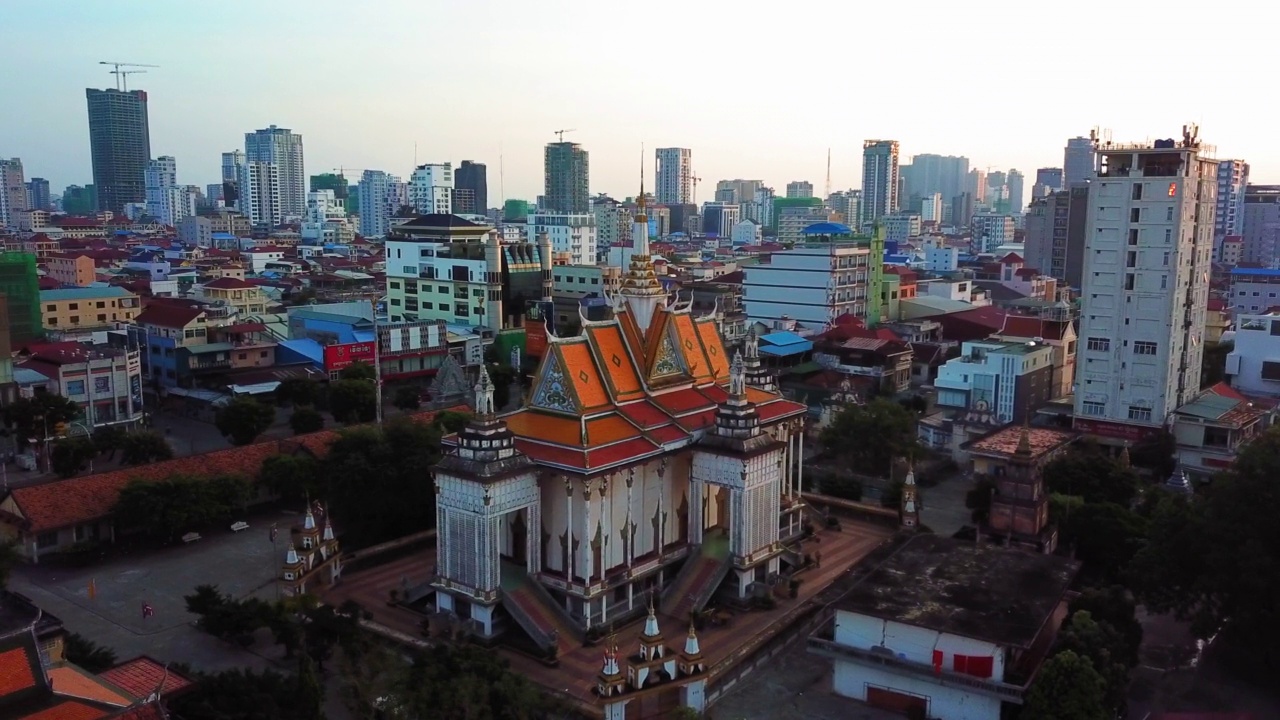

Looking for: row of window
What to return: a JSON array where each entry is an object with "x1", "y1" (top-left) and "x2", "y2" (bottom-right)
[
  {"x1": 45, "y1": 300, "x2": 131, "y2": 311},
  {"x1": 387, "y1": 298, "x2": 486, "y2": 315},
  {"x1": 389, "y1": 281, "x2": 486, "y2": 298},
  {"x1": 1079, "y1": 401, "x2": 1152, "y2": 422},
  {"x1": 553, "y1": 275, "x2": 601, "y2": 285},
  {"x1": 47, "y1": 313, "x2": 122, "y2": 326},
  {"x1": 1085, "y1": 337, "x2": 1158, "y2": 355}
]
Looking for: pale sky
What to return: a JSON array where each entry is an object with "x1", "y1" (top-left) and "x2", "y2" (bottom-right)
[{"x1": 4, "y1": 0, "x2": 1268, "y2": 202}]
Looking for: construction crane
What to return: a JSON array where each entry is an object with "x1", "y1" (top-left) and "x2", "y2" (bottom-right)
[
  {"x1": 690, "y1": 174, "x2": 702, "y2": 205},
  {"x1": 99, "y1": 61, "x2": 159, "y2": 91},
  {"x1": 553, "y1": 129, "x2": 576, "y2": 142}
]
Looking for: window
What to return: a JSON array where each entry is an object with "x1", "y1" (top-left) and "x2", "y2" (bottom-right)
[
  {"x1": 1124, "y1": 274, "x2": 1135, "y2": 291},
  {"x1": 36, "y1": 531, "x2": 58, "y2": 549},
  {"x1": 1081, "y1": 401, "x2": 1106, "y2": 416},
  {"x1": 69, "y1": 303, "x2": 79, "y2": 310},
  {"x1": 422, "y1": 302, "x2": 433, "y2": 310},
  {"x1": 438, "y1": 286, "x2": 448, "y2": 294},
  {"x1": 440, "y1": 303, "x2": 450, "y2": 312},
  {"x1": 1087, "y1": 337, "x2": 1110, "y2": 352},
  {"x1": 1126, "y1": 251, "x2": 1137, "y2": 268},
  {"x1": 1129, "y1": 229, "x2": 1139, "y2": 245},
  {"x1": 70, "y1": 316, "x2": 80, "y2": 324},
  {"x1": 96, "y1": 301, "x2": 105, "y2": 308},
  {"x1": 1162, "y1": 251, "x2": 1170, "y2": 266},
  {"x1": 1130, "y1": 208, "x2": 1141, "y2": 222},
  {"x1": 66, "y1": 380, "x2": 85, "y2": 395},
  {"x1": 1132, "y1": 184, "x2": 1144, "y2": 200},
  {"x1": 1168, "y1": 182, "x2": 1177, "y2": 197},
  {"x1": 238, "y1": 352, "x2": 248, "y2": 360},
  {"x1": 97, "y1": 314, "x2": 106, "y2": 322},
  {"x1": 1166, "y1": 206, "x2": 1174, "y2": 221},
  {"x1": 1134, "y1": 341, "x2": 1157, "y2": 355},
  {"x1": 1128, "y1": 406, "x2": 1153, "y2": 422},
  {"x1": 45, "y1": 304, "x2": 54, "y2": 311},
  {"x1": 1165, "y1": 228, "x2": 1173, "y2": 243},
  {"x1": 1160, "y1": 275, "x2": 1168, "y2": 290}
]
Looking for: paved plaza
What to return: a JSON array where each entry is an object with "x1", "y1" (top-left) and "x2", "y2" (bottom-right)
[{"x1": 9, "y1": 509, "x2": 297, "y2": 672}]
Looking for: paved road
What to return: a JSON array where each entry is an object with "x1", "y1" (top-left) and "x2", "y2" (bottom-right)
[{"x1": 918, "y1": 472, "x2": 973, "y2": 537}]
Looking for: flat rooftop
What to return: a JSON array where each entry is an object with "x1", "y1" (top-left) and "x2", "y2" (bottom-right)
[
  {"x1": 966, "y1": 424, "x2": 1076, "y2": 460},
  {"x1": 829, "y1": 534, "x2": 1078, "y2": 648}
]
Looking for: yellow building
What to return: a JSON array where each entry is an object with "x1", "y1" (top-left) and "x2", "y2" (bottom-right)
[
  {"x1": 39, "y1": 287, "x2": 139, "y2": 334},
  {"x1": 197, "y1": 276, "x2": 270, "y2": 316},
  {"x1": 46, "y1": 253, "x2": 97, "y2": 287}
]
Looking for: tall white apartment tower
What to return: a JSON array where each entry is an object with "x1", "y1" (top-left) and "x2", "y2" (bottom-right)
[
  {"x1": 244, "y1": 126, "x2": 305, "y2": 219},
  {"x1": 1074, "y1": 130, "x2": 1217, "y2": 433},
  {"x1": 655, "y1": 148, "x2": 692, "y2": 206},
  {"x1": 409, "y1": 163, "x2": 454, "y2": 215},
  {"x1": 238, "y1": 161, "x2": 282, "y2": 226},
  {"x1": 861, "y1": 140, "x2": 900, "y2": 226},
  {"x1": 358, "y1": 170, "x2": 406, "y2": 238}
]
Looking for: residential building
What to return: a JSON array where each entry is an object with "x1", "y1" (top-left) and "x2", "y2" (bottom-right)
[
  {"x1": 221, "y1": 150, "x2": 244, "y2": 184},
  {"x1": 237, "y1": 161, "x2": 281, "y2": 226},
  {"x1": 1006, "y1": 169, "x2": 1025, "y2": 214},
  {"x1": 776, "y1": 205, "x2": 830, "y2": 246},
  {"x1": 1171, "y1": 383, "x2": 1271, "y2": 483},
  {"x1": 1227, "y1": 310, "x2": 1280, "y2": 397},
  {"x1": 592, "y1": 195, "x2": 631, "y2": 251},
  {"x1": 61, "y1": 184, "x2": 96, "y2": 215},
  {"x1": 551, "y1": 264, "x2": 620, "y2": 331},
  {"x1": 244, "y1": 125, "x2": 305, "y2": 219},
  {"x1": 130, "y1": 302, "x2": 217, "y2": 388},
  {"x1": 1214, "y1": 159, "x2": 1249, "y2": 256},
  {"x1": 1063, "y1": 136, "x2": 1094, "y2": 188},
  {"x1": 1241, "y1": 184, "x2": 1280, "y2": 266},
  {"x1": 812, "y1": 320, "x2": 914, "y2": 394},
  {"x1": 900, "y1": 154, "x2": 969, "y2": 209},
  {"x1": 700, "y1": 202, "x2": 740, "y2": 237},
  {"x1": 357, "y1": 170, "x2": 406, "y2": 238},
  {"x1": 862, "y1": 140, "x2": 900, "y2": 225},
  {"x1": 46, "y1": 253, "x2": 97, "y2": 287},
  {"x1": 25, "y1": 177, "x2": 50, "y2": 212},
  {"x1": 85, "y1": 88, "x2": 150, "y2": 213},
  {"x1": 455, "y1": 160, "x2": 487, "y2": 214},
  {"x1": 808, "y1": 534, "x2": 1077, "y2": 719},
  {"x1": 655, "y1": 148, "x2": 692, "y2": 206},
  {"x1": 1074, "y1": 133, "x2": 1217, "y2": 441},
  {"x1": 1023, "y1": 186, "x2": 1089, "y2": 288},
  {"x1": 196, "y1": 276, "x2": 271, "y2": 316},
  {"x1": 883, "y1": 213, "x2": 921, "y2": 242},
  {"x1": 925, "y1": 245, "x2": 959, "y2": 272},
  {"x1": 15, "y1": 339, "x2": 146, "y2": 428},
  {"x1": 715, "y1": 179, "x2": 763, "y2": 205},
  {"x1": 743, "y1": 242, "x2": 873, "y2": 330},
  {"x1": 935, "y1": 340, "x2": 1055, "y2": 423},
  {"x1": 301, "y1": 189, "x2": 353, "y2": 244},
  {"x1": 527, "y1": 213, "x2": 597, "y2": 265},
  {"x1": 1220, "y1": 235, "x2": 1243, "y2": 266},
  {"x1": 144, "y1": 156, "x2": 196, "y2": 225},
  {"x1": 1033, "y1": 167, "x2": 1063, "y2": 197},
  {"x1": 786, "y1": 181, "x2": 814, "y2": 199},
  {"x1": 828, "y1": 190, "x2": 862, "y2": 228},
  {"x1": 990, "y1": 314, "x2": 1077, "y2": 400},
  {"x1": 967, "y1": 170, "x2": 987, "y2": 210},
  {"x1": 0, "y1": 158, "x2": 26, "y2": 229},
  {"x1": 40, "y1": 287, "x2": 139, "y2": 335},
  {"x1": 920, "y1": 193, "x2": 943, "y2": 223},
  {"x1": 410, "y1": 163, "x2": 454, "y2": 215},
  {"x1": 544, "y1": 141, "x2": 589, "y2": 214},
  {"x1": 971, "y1": 213, "x2": 1015, "y2": 253},
  {"x1": 0, "y1": 252, "x2": 41, "y2": 343},
  {"x1": 730, "y1": 219, "x2": 761, "y2": 245}
]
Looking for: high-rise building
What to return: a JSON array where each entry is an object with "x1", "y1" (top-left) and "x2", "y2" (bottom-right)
[
  {"x1": 25, "y1": 178, "x2": 50, "y2": 211},
  {"x1": 715, "y1": 179, "x2": 762, "y2": 205},
  {"x1": 1074, "y1": 133, "x2": 1216, "y2": 434},
  {"x1": 1063, "y1": 136, "x2": 1094, "y2": 188},
  {"x1": 358, "y1": 170, "x2": 406, "y2": 238},
  {"x1": 409, "y1": 163, "x2": 454, "y2": 215},
  {"x1": 900, "y1": 154, "x2": 969, "y2": 208},
  {"x1": 1033, "y1": 167, "x2": 1064, "y2": 198},
  {"x1": 1241, "y1": 185, "x2": 1280, "y2": 267},
  {"x1": 455, "y1": 160, "x2": 487, "y2": 215},
  {"x1": 544, "y1": 141, "x2": 589, "y2": 214},
  {"x1": 62, "y1": 185, "x2": 96, "y2": 215},
  {"x1": 0, "y1": 252, "x2": 41, "y2": 343},
  {"x1": 86, "y1": 88, "x2": 151, "y2": 214},
  {"x1": 785, "y1": 181, "x2": 814, "y2": 199},
  {"x1": 920, "y1": 193, "x2": 943, "y2": 223},
  {"x1": 700, "y1": 202, "x2": 741, "y2": 237},
  {"x1": 244, "y1": 126, "x2": 305, "y2": 219},
  {"x1": 827, "y1": 190, "x2": 862, "y2": 228},
  {"x1": 1215, "y1": 160, "x2": 1250, "y2": 257},
  {"x1": 966, "y1": 169, "x2": 987, "y2": 210},
  {"x1": 144, "y1": 156, "x2": 176, "y2": 222},
  {"x1": 221, "y1": 150, "x2": 244, "y2": 183},
  {"x1": 1024, "y1": 187, "x2": 1089, "y2": 288},
  {"x1": 237, "y1": 161, "x2": 281, "y2": 226},
  {"x1": 1006, "y1": 169, "x2": 1025, "y2": 214},
  {"x1": 0, "y1": 159, "x2": 26, "y2": 229},
  {"x1": 655, "y1": 148, "x2": 692, "y2": 206},
  {"x1": 861, "y1": 140, "x2": 900, "y2": 225}
]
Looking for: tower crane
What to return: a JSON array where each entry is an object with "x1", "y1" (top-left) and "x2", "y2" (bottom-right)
[
  {"x1": 553, "y1": 129, "x2": 576, "y2": 142},
  {"x1": 690, "y1": 174, "x2": 702, "y2": 205},
  {"x1": 99, "y1": 61, "x2": 159, "y2": 91}
]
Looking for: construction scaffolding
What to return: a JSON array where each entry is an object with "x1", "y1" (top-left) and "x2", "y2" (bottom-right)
[{"x1": 0, "y1": 253, "x2": 42, "y2": 343}]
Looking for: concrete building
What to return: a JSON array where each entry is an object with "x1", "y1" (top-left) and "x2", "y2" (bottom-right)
[
  {"x1": 1240, "y1": 184, "x2": 1280, "y2": 266},
  {"x1": 1227, "y1": 310, "x2": 1280, "y2": 397},
  {"x1": 925, "y1": 245, "x2": 959, "y2": 272},
  {"x1": 935, "y1": 340, "x2": 1055, "y2": 423},
  {"x1": 901, "y1": 154, "x2": 969, "y2": 210},
  {"x1": 700, "y1": 202, "x2": 740, "y2": 237},
  {"x1": 1006, "y1": 169, "x2": 1025, "y2": 214},
  {"x1": 920, "y1": 193, "x2": 943, "y2": 223},
  {"x1": 527, "y1": 213, "x2": 597, "y2": 265},
  {"x1": 1063, "y1": 136, "x2": 1094, "y2": 188},
  {"x1": 177, "y1": 215, "x2": 214, "y2": 248},
  {"x1": 221, "y1": 150, "x2": 243, "y2": 184},
  {"x1": 544, "y1": 141, "x2": 589, "y2": 214},
  {"x1": 301, "y1": 189, "x2": 352, "y2": 244},
  {"x1": 1171, "y1": 383, "x2": 1270, "y2": 483},
  {"x1": 45, "y1": 253, "x2": 97, "y2": 287},
  {"x1": 715, "y1": 179, "x2": 763, "y2": 205},
  {"x1": 1228, "y1": 266, "x2": 1280, "y2": 313},
  {"x1": 40, "y1": 287, "x2": 140, "y2": 335},
  {"x1": 15, "y1": 339, "x2": 146, "y2": 428},
  {"x1": 143, "y1": 156, "x2": 196, "y2": 225},
  {"x1": 883, "y1": 213, "x2": 921, "y2": 242},
  {"x1": 971, "y1": 213, "x2": 1016, "y2": 253},
  {"x1": 410, "y1": 163, "x2": 454, "y2": 215},
  {"x1": 862, "y1": 140, "x2": 900, "y2": 225},
  {"x1": 0, "y1": 158, "x2": 26, "y2": 229},
  {"x1": 743, "y1": 242, "x2": 874, "y2": 330},
  {"x1": 1033, "y1": 167, "x2": 1063, "y2": 197},
  {"x1": 1214, "y1": 159, "x2": 1249, "y2": 257},
  {"x1": 827, "y1": 190, "x2": 862, "y2": 228},
  {"x1": 655, "y1": 148, "x2": 692, "y2": 206},
  {"x1": 244, "y1": 125, "x2": 305, "y2": 219},
  {"x1": 1220, "y1": 235, "x2": 1243, "y2": 266},
  {"x1": 1022, "y1": 187, "x2": 1089, "y2": 287},
  {"x1": 237, "y1": 161, "x2": 281, "y2": 227},
  {"x1": 990, "y1": 314, "x2": 1078, "y2": 401},
  {"x1": 808, "y1": 534, "x2": 1076, "y2": 720},
  {"x1": 358, "y1": 170, "x2": 406, "y2": 238},
  {"x1": 776, "y1": 206, "x2": 830, "y2": 246},
  {"x1": 85, "y1": 88, "x2": 150, "y2": 213},
  {"x1": 1074, "y1": 133, "x2": 1217, "y2": 440},
  {"x1": 196, "y1": 276, "x2": 271, "y2": 315},
  {"x1": 25, "y1": 177, "x2": 50, "y2": 212},
  {"x1": 455, "y1": 160, "x2": 487, "y2": 215},
  {"x1": 730, "y1": 219, "x2": 761, "y2": 245},
  {"x1": 785, "y1": 181, "x2": 813, "y2": 199},
  {"x1": 550, "y1": 264, "x2": 620, "y2": 331}
]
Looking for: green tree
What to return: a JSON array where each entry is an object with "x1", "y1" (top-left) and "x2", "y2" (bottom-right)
[
  {"x1": 432, "y1": 410, "x2": 472, "y2": 434},
  {"x1": 64, "y1": 633, "x2": 118, "y2": 673},
  {"x1": 259, "y1": 454, "x2": 320, "y2": 501},
  {"x1": 339, "y1": 361, "x2": 376, "y2": 381},
  {"x1": 1069, "y1": 585, "x2": 1143, "y2": 668},
  {"x1": 819, "y1": 399, "x2": 920, "y2": 477},
  {"x1": 965, "y1": 475, "x2": 997, "y2": 524},
  {"x1": 1131, "y1": 429, "x2": 1177, "y2": 479},
  {"x1": 296, "y1": 652, "x2": 326, "y2": 720},
  {"x1": 3, "y1": 393, "x2": 81, "y2": 447},
  {"x1": 329, "y1": 379, "x2": 377, "y2": 424},
  {"x1": 215, "y1": 396, "x2": 277, "y2": 446},
  {"x1": 289, "y1": 407, "x2": 325, "y2": 435},
  {"x1": 1042, "y1": 449, "x2": 1140, "y2": 506},
  {"x1": 1059, "y1": 501, "x2": 1148, "y2": 585},
  {"x1": 170, "y1": 668, "x2": 315, "y2": 720},
  {"x1": 1201, "y1": 340, "x2": 1233, "y2": 388},
  {"x1": 1054, "y1": 611, "x2": 1132, "y2": 715},
  {"x1": 393, "y1": 386, "x2": 421, "y2": 411},
  {"x1": 1022, "y1": 650, "x2": 1109, "y2": 720},
  {"x1": 0, "y1": 541, "x2": 19, "y2": 590},
  {"x1": 119, "y1": 430, "x2": 174, "y2": 465},
  {"x1": 92, "y1": 425, "x2": 129, "y2": 461},
  {"x1": 113, "y1": 474, "x2": 250, "y2": 540},
  {"x1": 50, "y1": 437, "x2": 96, "y2": 478},
  {"x1": 275, "y1": 378, "x2": 321, "y2": 408}
]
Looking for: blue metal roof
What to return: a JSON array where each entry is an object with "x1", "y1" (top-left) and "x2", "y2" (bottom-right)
[
  {"x1": 40, "y1": 287, "x2": 134, "y2": 301},
  {"x1": 1231, "y1": 267, "x2": 1280, "y2": 277},
  {"x1": 760, "y1": 340, "x2": 813, "y2": 357},
  {"x1": 278, "y1": 338, "x2": 324, "y2": 364},
  {"x1": 760, "y1": 331, "x2": 809, "y2": 346},
  {"x1": 802, "y1": 222, "x2": 852, "y2": 235}
]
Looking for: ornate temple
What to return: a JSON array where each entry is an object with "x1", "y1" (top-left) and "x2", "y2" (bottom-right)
[
  {"x1": 279, "y1": 503, "x2": 342, "y2": 597},
  {"x1": 431, "y1": 190, "x2": 809, "y2": 654}
]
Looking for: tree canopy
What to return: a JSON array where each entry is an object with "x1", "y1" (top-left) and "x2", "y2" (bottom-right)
[
  {"x1": 64, "y1": 633, "x2": 118, "y2": 673},
  {"x1": 169, "y1": 667, "x2": 322, "y2": 720},
  {"x1": 339, "y1": 361, "x2": 376, "y2": 382},
  {"x1": 329, "y1": 379, "x2": 377, "y2": 425},
  {"x1": 819, "y1": 398, "x2": 920, "y2": 476},
  {"x1": 289, "y1": 407, "x2": 325, "y2": 435},
  {"x1": 113, "y1": 474, "x2": 252, "y2": 540},
  {"x1": 1042, "y1": 448, "x2": 1140, "y2": 506},
  {"x1": 393, "y1": 386, "x2": 421, "y2": 411},
  {"x1": 50, "y1": 437, "x2": 96, "y2": 478},
  {"x1": 1022, "y1": 650, "x2": 1109, "y2": 720},
  {"x1": 215, "y1": 396, "x2": 277, "y2": 446},
  {"x1": 3, "y1": 393, "x2": 80, "y2": 445},
  {"x1": 119, "y1": 430, "x2": 174, "y2": 465}
]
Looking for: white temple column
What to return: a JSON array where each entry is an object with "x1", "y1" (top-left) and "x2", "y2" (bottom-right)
[
  {"x1": 796, "y1": 426, "x2": 805, "y2": 500},
  {"x1": 656, "y1": 459, "x2": 667, "y2": 557},
  {"x1": 582, "y1": 480, "x2": 595, "y2": 585},
  {"x1": 625, "y1": 469, "x2": 635, "y2": 568},
  {"x1": 599, "y1": 477, "x2": 610, "y2": 583},
  {"x1": 689, "y1": 474, "x2": 704, "y2": 546},
  {"x1": 730, "y1": 487, "x2": 745, "y2": 557},
  {"x1": 527, "y1": 501, "x2": 541, "y2": 575},
  {"x1": 435, "y1": 481, "x2": 446, "y2": 578},
  {"x1": 564, "y1": 476, "x2": 575, "y2": 582}
]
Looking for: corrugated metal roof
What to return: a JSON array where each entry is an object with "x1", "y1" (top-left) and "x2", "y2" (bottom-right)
[{"x1": 39, "y1": 287, "x2": 134, "y2": 301}]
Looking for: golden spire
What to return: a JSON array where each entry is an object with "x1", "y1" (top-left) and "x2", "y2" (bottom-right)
[{"x1": 636, "y1": 143, "x2": 648, "y2": 222}]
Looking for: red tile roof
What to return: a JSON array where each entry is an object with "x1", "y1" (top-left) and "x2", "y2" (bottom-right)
[
  {"x1": 98, "y1": 657, "x2": 192, "y2": 699},
  {"x1": 112, "y1": 704, "x2": 166, "y2": 720},
  {"x1": 134, "y1": 304, "x2": 203, "y2": 329},
  {"x1": 37, "y1": 277, "x2": 60, "y2": 290},
  {"x1": 18, "y1": 701, "x2": 109, "y2": 720},
  {"x1": 203, "y1": 277, "x2": 255, "y2": 290},
  {"x1": 0, "y1": 646, "x2": 37, "y2": 696},
  {"x1": 1000, "y1": 252, "x2": 1024, "y2": 264}
]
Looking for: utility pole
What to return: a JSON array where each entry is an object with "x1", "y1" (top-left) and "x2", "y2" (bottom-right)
[{"x1": 374, "y1": 320, "x2": 383, "y2": 425}]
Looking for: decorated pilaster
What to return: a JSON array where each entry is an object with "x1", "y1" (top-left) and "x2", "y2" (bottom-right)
[
  {"x1": 741, "y1": 327, "x2": 776, "y2": 393},
  {"x1": 900, "y1": 463, "x2": 919, "y2": 529},
  {"x1": 678, "y1": 623, "x2": 708, "y2": 713}
]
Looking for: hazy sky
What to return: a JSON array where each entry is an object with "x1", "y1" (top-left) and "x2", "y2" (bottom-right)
[{"x1": 5, "y1": 0, "x2": 1269, "y2": 202}]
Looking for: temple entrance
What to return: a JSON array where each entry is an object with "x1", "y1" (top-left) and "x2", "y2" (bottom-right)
[{"x1": 510, "y1": 510, "x2": 528, "y2": 567}]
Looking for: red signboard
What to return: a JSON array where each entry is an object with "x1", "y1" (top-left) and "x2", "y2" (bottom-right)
[
  {"x1": 1072, "y1": 418, "x2": 1159, "y2": 443},
  {"x1": 324, "y1": 342, "x2": 376, "y2": 372},
  {"x1": 525, "y1": 323, "x2": 548, "y2": 359}
]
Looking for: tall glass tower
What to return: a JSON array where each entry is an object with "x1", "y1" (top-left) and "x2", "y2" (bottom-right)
[{"x1": 86, "y1": 88, "x2": 151, "y2": 214}]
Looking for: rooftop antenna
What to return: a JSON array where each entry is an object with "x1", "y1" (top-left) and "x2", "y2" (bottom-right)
[
  {"x1": 825, "y1": 148, "x2": 832, "y2": 199},
  {"x1": 499, "y1": 143, "x2": 505, "y2": 204}
]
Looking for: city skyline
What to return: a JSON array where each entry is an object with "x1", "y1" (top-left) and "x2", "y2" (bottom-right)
[{"x1": 4, "y1": 0, "x2": 1270, "y2": 204}]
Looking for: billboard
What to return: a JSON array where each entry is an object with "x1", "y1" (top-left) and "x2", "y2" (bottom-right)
[{"x1": 324, "y1": 342, "x2": 376, "y2": 373}]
